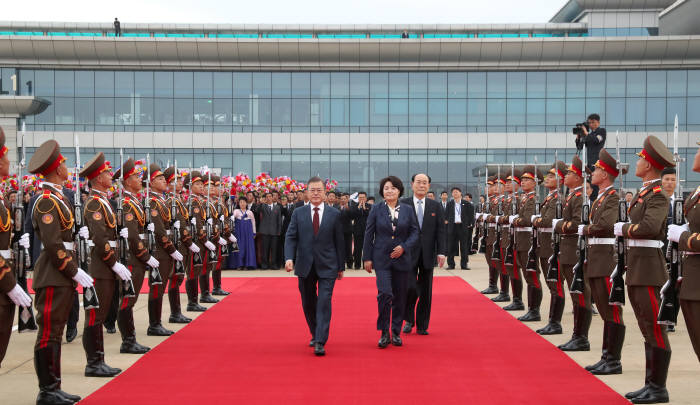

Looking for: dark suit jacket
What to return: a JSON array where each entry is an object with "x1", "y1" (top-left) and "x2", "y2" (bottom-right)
[
  {"x1": 445, "y1": 199, "x2": 474, "y2": 233},
  {"x1": 337, "y1": 205, "x2": 353, "y2": 234},
  {"x1": 285, "y1": 204, "x2": 345, "y2": 279},
  {"x1": 350, "y1": 203, "x2": 371, "y2": 235},
  {"x1": 362, "y1": 201, "x2": 420, "y2": 271},
  {"x1": 294, "y1": 201, "x2": 309, "y2": 209},
  {"x1": 258, "y1": 203, "x2": 283, "y2": 235},
  {"x1": 400, "y1": 197, "x2": 448, "y2": 269},
  {"x1": 282, "y1": 203, "x2": 295, "y2": 234}
]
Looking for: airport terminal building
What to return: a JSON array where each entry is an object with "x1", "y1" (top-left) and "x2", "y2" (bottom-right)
[{"x1": 1, "y1": 0, "x2": 699, "y2": 193}]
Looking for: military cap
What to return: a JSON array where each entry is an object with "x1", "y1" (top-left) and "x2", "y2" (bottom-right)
[
  {"x1": 0, "y1": 126, "x2": 7, "y2": 159},
  {"x1": 80, "y1": 152, "x2": 111, "y2": 181},
  {"x1": 520, "y1": 165, "x2": 541, "y2": 182},
  {"x1": 567, "y1": 155, "x2": 584, "y2": 177},
  {"x1": 495, "y1": 172, "x2": 507, "y2": 185},
  {"x1": 163, "y1": 166, "x2": 178, "y2": 184},
  {"x1": 637, "y1": 135, "x2": 675, "y2": 169},
  {"x1": 28, "y1": 140, "x2": 66, "y2": 176},
  {"x1": 112, "y1": 157, "x2": 139, "y2": 181},
  {"x1": 593, "y1": 148, "x2": 627, "y2": 177},
  {"x1": 147, "y1": 163, "x2": 164, "y2": 183},
  {"x1": 506, "y1": 167, "x2": 523, "y2": 185},
  {"x1": 548, "y1": 160, "x2": 567, "y2": 179},
  {"x1": 184, "y1": 170, "x2": 203, "y2": 189},
  {"x1": 486, "y1": 175, "x2": 498, "y2": 185}
]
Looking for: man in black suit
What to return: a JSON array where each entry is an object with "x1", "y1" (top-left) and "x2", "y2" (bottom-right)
[
  {"x1": 439, "y1": 191, "x2": 449, "y2": 215},
  {"x1": 279, "y1": 194, "x2": 295, "y2": 267},
  {"x1": 258, "y1": 192, "x2": 283, "y2": 269},
  {"x1": 350, "y1": 191, "x2": 370, "y2": 269},
  {"x1": 285, "y1": 176, "x2": 345, "y2": 356},
  {"x1": 402, "y1": 174, "x2": 447, "y2": 335},
  {"x1": 446, "y1": 187, "x2": 474, "y2": 270},
  {"x1": 337, "y1": 193, "x2": 354, "y2": 268}
]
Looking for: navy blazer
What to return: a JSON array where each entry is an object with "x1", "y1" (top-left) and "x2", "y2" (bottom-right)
[
  {"x1": 284, "y1": 203, "x2": 345, "y2": 279},
  {"x1": 362, "y1": 201, "x2": 420, "y2": 272}
]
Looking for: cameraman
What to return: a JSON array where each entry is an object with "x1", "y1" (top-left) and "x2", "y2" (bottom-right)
[{"x1": 574, "y1": 113, "x2": 606, "y2": 200}]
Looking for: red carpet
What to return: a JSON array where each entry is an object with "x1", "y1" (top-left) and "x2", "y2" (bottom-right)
[{"x1": 81, "y1": 277, "x2": 628, "y2": 404}]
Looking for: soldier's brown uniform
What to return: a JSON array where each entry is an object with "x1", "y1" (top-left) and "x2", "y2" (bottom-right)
[
  {"x1": 486, "y1": 188, "x2": 510, "y2": 302},
  {"x1": 480, "y1": 177, "x2": 500, "y2": 294},
  {"x1": 212, "y1": 195, "x2": 232, "y2": 295},
  {"x1": 678, "y1": 186, "x2": 700, "y2": 361},
  {"x1": 0, "y1": 194, "x2": 16, "y2": 366},
  {"x1": 534, "y1": 187, "x2": 563, "y2": 332},
  {"x1": 512, "y1": 184, "x2": 540, "y2": 320},
  {"x1": 499, "y1": 183, "x2": 522, "y2": 310},
  {"x1": 183, "y1": 171, "x2": 208, "y2": 310}
]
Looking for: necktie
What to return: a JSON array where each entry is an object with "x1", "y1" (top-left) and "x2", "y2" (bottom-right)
[
  {"x1": 417, "y1": 200, "x2": 424, "y2": 229},
  {"x1": 313, "y1": 207, "x2": 320, "y2": 236}
]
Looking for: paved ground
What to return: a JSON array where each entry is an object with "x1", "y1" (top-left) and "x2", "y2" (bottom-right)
[{"x1": 1, "y1": 255, "x2": 697, "y2": 404}]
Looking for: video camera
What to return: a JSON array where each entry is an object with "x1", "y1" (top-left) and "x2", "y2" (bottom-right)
[{"x1": 573, "y1": 122, "x2": 590, "y2": 136}]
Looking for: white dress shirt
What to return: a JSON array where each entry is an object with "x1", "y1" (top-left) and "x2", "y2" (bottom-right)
[{"x1": 310, "y1": 202, "x2": 324, "y2": 226}]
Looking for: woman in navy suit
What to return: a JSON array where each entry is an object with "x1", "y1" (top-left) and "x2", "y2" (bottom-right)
[{"x1": 363, "y1": 176, "x2": 420, "y2": 348}]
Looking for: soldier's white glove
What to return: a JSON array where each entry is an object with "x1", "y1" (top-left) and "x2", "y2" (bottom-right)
[
  {"x1": 7, "y1": 284, "x2": 32, "y2": 307},
  {"x1": 219, "y1": 215, "x2": 225, "y2": 222},
  {"x1": 552, "y1": 218, "x2": 562, "y2": 229},
  {"x1": 230, "y1": 215, "x2": 235, "y2": 222},
  {"x1": 170, "y1": 251, "x2": 184, "y2": 262},
  {"x1": 207, "y1": 218, "x2": 213, "y2": 226},
  {"x1": 72, "y1": 268, "x2": 94, "y2": 287},
  {"x1": 189, "y1": 244, "x2": 200, "y2": 253},
  {"x1": 218, "y1": 237, "x2": 227, "y2": 246},
  {"x1": 613, "y1": 222, "x2": 625, "y2": 237},
  {"x1": 531, "y1": 214, "x2": 540, "y2": 224},
  {"x1": 577, "y1": 224, "x2": 585, "y2": 236},
  {"x1": 119, "y1": 228, "x2": 129, "y2": 239},
  {"x1": 609, "y1": 265, "x2": 621, "y2": 283},
  {"x1": 147, "y1": 223, "x2": 155, "y2": 233},
  {"x1": 191, "y1": 217, "x2": 197, "y2": 225},
  {"x1": 146, "y1": 256, "x2": 160, "y2": 269},
  {"x1": 660, "y1": 279, "x2": 673, "y2": 300},
  {"x1": 204, "y1": 241, "x2": 216, "y2": 251},
  {"x1": 508, "y1": 215, "x2": 518, "y2": 224},
  {"x1": 19, "y1": 233, "x2": 30, "y2": 249},
  {"x1": 111, "y1": 262, "x2": 132, "y2": 281},
  {"x1": 173, "y1": 220, "x2": 180, "y2": 230},
  {"x1": 667, "y1": 224, "x2": 689, "y2": 243},
  {"x1": 228, "y1": 234, "x2": 237, "y2": 243},
  {"x1": 495, "y1": 216, "x2": 500, "y2": 224},
  {"x1": 78, "y1": 226, "x2": 90, "y2": 239}
]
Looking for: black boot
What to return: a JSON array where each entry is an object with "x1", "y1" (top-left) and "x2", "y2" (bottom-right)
[
  {"x1": 558, "y1": 305, "x2": 591, "y2": 351},
  {"x1": 518, "y1": 286, "x2": 542, "y2": 322},
  {"x1": 537, "y1": 294, "x2": 564, "y2": 335},
  {"x1": 117, "y1": 308, "x2": 150, "y2": 354},
  {"x1": 586, "y1": 321, "x2": 610, "y2": 371},
  {"x1": 378, "y1": 330, "x2": 390, "y2": 349},
  {"x1": 185, "y1": 279, "x2": 207, "y2": 312},
  {"x1": 211, "y1": 270, "x2": 230, "y2": 296},
  {"x1": 591, "y1": 322, "x2": 625, "y2": 375},
  {"x1": 630, "y1": 347, "x2": 670, "y2": 404},
  {"x1": 147, "y1": 297, "x2": 175, "y2": 336},
  {"x1": 626, "y1": 343, "x2": 653, "y2": 399},
  {"x1": 168, "y1": 286, "x2": 192, "y2": 323},
  {"x1": 503, "y1": 278, "x2": 524, "y2": 311},
  {"x1": 35, "y1": 344, "x2": 80, "y2": 405},
  {"x1": 199, "y1": 274, "x2": 219, "y2": 303},
  {"x1": 492, "y1": 273, "x2": 511, "y2": 302},
  {"x1": 83, "y1": 325, "x2": 121, "y2": 377},
  {"x1": 480, "y1": 265, "x2": 499, "y2": 294}
]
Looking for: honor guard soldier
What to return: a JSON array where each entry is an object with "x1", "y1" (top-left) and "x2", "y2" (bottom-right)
[
  {"x1": 146, "y1": 163, "x2": 183, "y2": 336},
  {"x1": 80, "y1": 152, "x2": 130, "y2": 378},
  {"x1": 163, "y1": 166, "x2": 192, "y2": 323},
  {"x1": 511, "y1": 166, "x2": 542, "y2": 322},
  {"x1": 0, "y1": 129, "x2": 32, "y2": 367},
  {"x1": 479, "y1": 176, "x2": 499, "y2": 294},
  {"x1": 615, "y1": 136, "x2": 674, "y2": 403},
  {"x1": 183, "y1": 171, "x2": 208, "y2": 311},
  {"x1": 29, "y1": 140, "x2": 90, "y2": 404},
  {"x1": 113, "y1": 158, "x2": 152, "y2": 354},
  {"x1": 668, "y1": 141, "x2": 700, "y2": 363},
  {"x1": 579, "y1": 149, "x2": 626, "y2": 375},
  {"x1": 500, "y1": 169, "x2": 524, "y2": 311},
  {"x1": 198, "y1": 174, "x2": 221, "y2": 304},
  {"x1": 211, "y1": 176, "x2": 235, "y2": 296},
  {"x1": 488, "y1": 175, "x2": 510, "y2": 302},
  {"x1": 554, "y1": 155, "x2": 592, "y2": 351},
  {"x1": 535, "y1": 160, "x2": 567, "y2": 335}
]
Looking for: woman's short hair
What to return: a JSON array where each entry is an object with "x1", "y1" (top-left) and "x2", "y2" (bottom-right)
[
  {"x1": 379, "y1": 176, "x2": 404, "y2": 198},
  {"x1": 238, "y1": 196, "x2": 248, "y2": 204}
]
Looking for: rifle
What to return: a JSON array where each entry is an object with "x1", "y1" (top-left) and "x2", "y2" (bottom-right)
[
  {"x1": 205, "y1": 170, "x2": 217, "y2": 261},
  {"x1": 546, "y1": 151, "x2": 563, "y2": 282},
  {"x1": 571, "y1": 145, "x2": 589, "y2": 294},
  {"x1": 658, "y1": 115, "x2": 683, "y2": 325},
  {"x1": 609, "y1": 130, "x2": 627, "y2": 306},
  {"x1": 227, "y1": 172, "x2": 239, "y2": 253},
  {"x1": 116, "y1": 149, "x2": 135, "y2": 298},
  {"x1": 478, "y1": 166, "x2": 488, "y2": 253},
  {"x1": 187, "y1": 162, "x2": 203, "y2": 266},
  {"x1": 144, "y1": 154, "x2": 162, "y2": 285},
  {"x1": 15, "y1": 122, "x2": 36, "y2": 332},
  {"x1": 471, "y1": 170, "x2": 482, "y2": 253},
  {"x1": 490, "y1": 165, "x2": 502, "y2": 263},
  {"x1": 504, "y1": 162, "x2": 516, "y2": 265},
  {"x1": 526, "y1": 157, "x2": 540, "y2": 272},
  {"x1": 171, "y1": 160, "x2": 185, "y2": 276},
  {"x1": 74, "y1": 134, "x2": 99, "y2": 309}
]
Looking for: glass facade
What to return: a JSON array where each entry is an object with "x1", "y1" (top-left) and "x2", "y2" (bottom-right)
[{"x1": 6, "y1": 68, "x2": 698, "y2": 133}]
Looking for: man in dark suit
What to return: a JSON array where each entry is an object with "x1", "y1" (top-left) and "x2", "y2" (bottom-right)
[
  {"x1": 279, "y1": 195, "x2": 295, "y2": 268},
  {"x1": 446, "y1": 187, "x2": 474, "y2": 270},
  {"x1": 337, "y1": 193, "x2": 354, "y2": 268},
  {"x1": 294, "y1": 189, "x2": 310, "y2": 208},
  {"x1": 285, "y1": 176, "x2": 345, "y2": 356},
  {"x1": 439, "y1": 191, "x2": 449, "y2": 215},
  {"x1": 350, "y1": 191, "x2": 370, "y2": 269},
  {"x1": 401, "y1": 174, "x2": 447, "y2": 335},
  {"x1": 258, "y1": 192, "x2": 283, "y2": 269}
]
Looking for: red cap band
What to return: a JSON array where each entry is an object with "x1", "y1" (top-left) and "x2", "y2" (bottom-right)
[
  {"x1": 86, "y1": 161, "x2": 110, "y2": 180},
  {"x1": 638, "y1": 149, "x2": 665, "y2": 171},
  {"x1": 150, "y1": 170, "x2": 163, "y2": 182},
  {"x1": 595, "y1": 159, "x2": 619, "y2": 177},
  {"x1": 569, "y1": 164, "x2": 582, "y2": 177},
  {"x1": 41, "y1": 154, "x2": 66, "y2": 176}
]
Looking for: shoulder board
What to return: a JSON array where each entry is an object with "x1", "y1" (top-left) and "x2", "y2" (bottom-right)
[
  {"x1": 653, "y1": 186, "x2": 662, "y2": 194},
  {"x1": 608, "y1": 189, "x2": 616, "y2": 195},
  {"x1": 640, "y1": 188, "x2": 651, "y2": 197},
  {"x1": 42, "y1": 189, "x2": 52, "y2": 199},
  {"x1": 575, "y1": 191, "x2": 582, "y2": 196}
]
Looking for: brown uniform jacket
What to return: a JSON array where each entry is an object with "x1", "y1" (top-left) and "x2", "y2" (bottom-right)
[
  {"x1": 534, "y1": 190, "x2": 559, "y2": 258},
  {"x1": 85, "y1": 190, "x2": 118, "y2": 280},
  {"x1": 0, "y1": 198, "x2": 15, "y2": 304},
  {"x1": 499, "y1": 194, "x2": 519, "y2": 248},
  {"x1": 122, "y1": 192, "x2": 150, "y2": 269},
  {"x1": 485, "y1": 196, "x2": 500, "y2": 244},
  {"x1": 148, "y1": 192, "x2": 176, "y2": 271},
  {"x1": 167, "y1": 195, "x2": 193, "y2": 250},
  {"x1": 190, "y1": 196, "x2": 207, "y2": 247},
  {"x1": 678, "y1": 188, "x2": 700, "y2": 300},
  {"x1": 554, "y1": 187, "x2": 582, "y2": 265},
  {"x1": 31, "y1": 186, "x2": 78, "y2": 289},
  {"x1": 216, "y1": 200, "x2": 232, "y2": 241},
  {"x1": 622, "y1": 180, "x2": 668, "y2": 287},
  {"x1": 513, "y1": 191, "x2": 536, "y2": 250},
  {"x1": 582, "y1": 186, "x2": 618, "y2": 279}
]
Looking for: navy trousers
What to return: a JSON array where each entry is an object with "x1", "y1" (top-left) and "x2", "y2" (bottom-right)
[
  {"x1": 375, "y1": 267, "x2": 409, "y2": 334},
  {"x1": 298, "y1": 266, "x2": 337, "y2": 345}
]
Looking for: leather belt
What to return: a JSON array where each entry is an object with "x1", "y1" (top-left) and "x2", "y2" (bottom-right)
[
  {"x1": 627, "y1": 239, "x2": 663, "y2": 248},
  {"x1": 516, "y1": 227, "x2": 532, "y2": 232},
  {"x1": 488, "y1": 224, "x2": 497, "y2": 228},
  {"x1": 62, "y1": 242, "x2": 75, "y2": 251},
  {"x1": 588, "y1": 237, "x2": 615, "y2": 245},
  {"x1": 0, "y1": 250, "x2": 10, "y2": 259},
  {"x1": 502, "y1": 225, "x2": 510, "y2": 229},
  {"x1": 685, "y1": 252, "x2": 700, "y2": 256},
  {"x1": 139, "y1": 234, "x2": 146, "y2": 240},
  {"x1": 538, "y1": 227, "x2": 553, "y2": 233}
]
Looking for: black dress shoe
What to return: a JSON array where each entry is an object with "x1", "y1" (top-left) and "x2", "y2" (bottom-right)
[
  {"x1": 503, "y1": 300, "x2": 525, "y2": 311},
  {"x1": 626, "y1": 386, "x2": 650, "y2": 400},
  {"x1": 147, "y1": 324, "x2": 175, "y2": 336},
  {"x1": 56, "y1": 389, "x2": 81, "y2": 403},
  {"x1": 629, "y1": 384, "x2": 668, "y2": 404},
  {"x1": 667, "y1": 325, "x2": 675, "y2": 333},
  {"x1": 461, "y1": 265, "x2": 470, "y2": 270},
  {"x1": 491, "y1": 293, "x2": 510, "y2": 302},
  {"x1": 199, "y1": 294, "x2": 219, "y2": 304},
  {"x1": 480, "y1": 286, "x2": 499, "y2": 294},
  {"x1": 104, "y1": 324, "x2": 116, "y2": 334},
  {"x1": 391, "y1": 333, "x2": 403, "y2": 347},
  {"x1": 378, "y1": 330, "x2": 390, "y2": 348},
  {"x1": 309, "y1": 339, "x2": 315, "y2": 347},
  {"x1": 186, "y1": 303, "x2": 207, "y2": 312},
  {"x1": 416, "y1": 329, "x2": 429, "y2": 335},
  {"x1": 402, "y1": 322, "x2": 413, "y2": 334},
  {"x1": 446, "y1": 266, "x2": 455, "y2": 270},
  {"x1": 85, "y1": 362, "x2": 121, "y2": 377},
  {"x1": 65, "y1": 327, "x2": 77, "y2": 343},
  {"x1": 211, "y1": 287, "x2": 230, "y2": 296},
  {"x1": 36, "y1": 390, "x2": 76, "y2": 405},
  {"x1": 558, "y1": 335, "x2": 590, "y2": 351},
  {"x1": 517, "y1": 309, "x2": 541, "y2": 322},
  {"x1": 169, "y1": 313, "x2": 192, "y2": 324},
  {"x1": 590, "y1": 360, "x2": 622, "y2": 375},
  {"x1": 120, "y1": 339, "x2": 151, "y2": 354},
  {"x1": 314, "y1": 342, "x2": 325, "y2": 356},
  {"x1": 536, "y1": 322, "x2": 563, "y2": 335}
]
